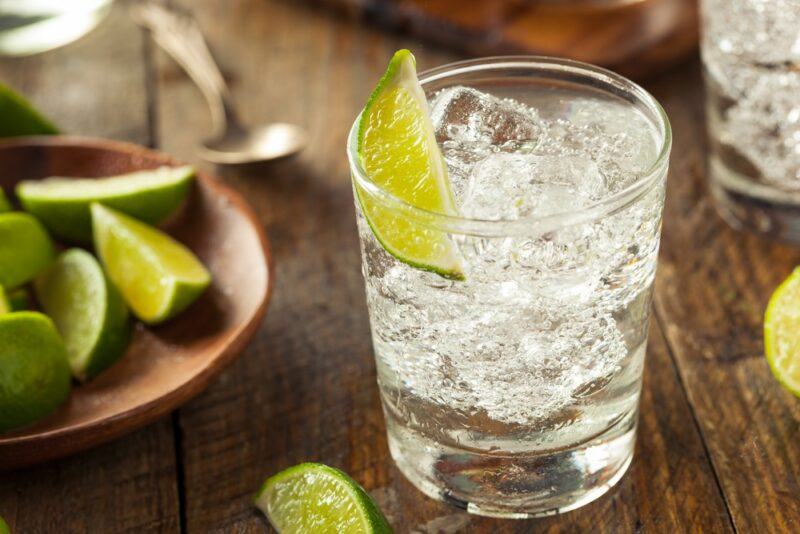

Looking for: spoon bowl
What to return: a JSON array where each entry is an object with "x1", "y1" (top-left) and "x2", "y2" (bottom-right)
[{"x1": 200, "y1": 122, "x2": 307, "y2": 165}]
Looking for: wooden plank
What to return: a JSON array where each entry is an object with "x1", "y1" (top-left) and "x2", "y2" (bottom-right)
[
  {"x1": 649, "y1": 60, "x2": 800, "y2": 533},
  {"x1": 154, "y1": 1, "x2": 731, "y2": 530},
  {"x1": 0, "y1": 6, "x2": 180, "y2": 533}
]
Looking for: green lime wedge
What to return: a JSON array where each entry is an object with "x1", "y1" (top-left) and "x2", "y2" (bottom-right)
[
  {"x1": 254, "y1": 463, "x2": 392, "y2": 534},
  {"x1": 92, "y1": 203, "x2": 211, "y2": 325},
  {"x1": 0, "y1": 212, "x2": 55, "y2": 289},
  {"x1": 765, "y1": 267, "x2": 800, "y2": 397},
  {"x1": 0, "y1": 515, "x2": 9, "y2": 534},
  {"x1": 35, "y1": 249, "x2": 130, "y2": 382},
  {"x1": 356, "y1": 50, "x2": 464, "y2": 280},
  {"x1": 0, "y1": 83, "x2": 58, "y2": 138},
  {"x1": 17, "y1": 165, "x2": 194, "y2": 244},
  {"x1": 0, "y1": 312, "x2": 71, "y2": 434},
  {"x1": 0, "y1": 189, "x2": 11, "y2": 213}
]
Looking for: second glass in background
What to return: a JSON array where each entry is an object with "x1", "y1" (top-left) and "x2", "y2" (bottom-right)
[{"x1": 702, "y1": 0, "x2": 800, "y2": 239}]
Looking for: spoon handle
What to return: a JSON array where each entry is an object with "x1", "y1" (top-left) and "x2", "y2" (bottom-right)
[{"x1": 131, "y1": 0, "x2": 239, "y2": 136}]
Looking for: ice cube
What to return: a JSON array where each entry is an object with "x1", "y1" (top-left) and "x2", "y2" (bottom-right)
[
  {"x1": 430, "y1": 86, "x2": 541, "y2": 146},
  {"x1": 458, "y1": 153, "x2": 607, "y2": 220}
]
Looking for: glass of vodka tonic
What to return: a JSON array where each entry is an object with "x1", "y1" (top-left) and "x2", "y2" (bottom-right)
[
  {"x1": 701, "y1": 0, "x2": 800, "y2": 239},
  {"x1": 348, "y1": 57, "x2": 671, "y2": 518}
]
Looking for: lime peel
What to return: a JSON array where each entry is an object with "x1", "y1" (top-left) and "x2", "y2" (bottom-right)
[
  {"x1": 765, "y1": 267, "x2": 800, "y2": 397},
  {"x1": 356, "y1": 49, "x2": 464, "y2": 281},
  {"x1": 254, "y1": 462, "x2": 392, "y2": 534}
]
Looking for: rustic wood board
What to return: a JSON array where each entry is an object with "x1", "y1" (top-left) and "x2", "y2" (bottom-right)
[{"x1": 3, "y1": 0, "x2": 800, "y2": 531}]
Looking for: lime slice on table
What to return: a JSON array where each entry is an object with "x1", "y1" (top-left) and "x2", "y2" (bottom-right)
[
  {"x1": 0, "y1": 212, "x2": 55, "y2": 289},
  {"x1": 91, "y1": 203, "x2": 211, "y2": 325},
  {"x1": 764, "y1": 267, "x2": 800, "y2": 397},
  {"x1": 35, "y1": 249, "x2": 130, "y2": 382},
  {"x1": 17, "y1": 165, "x2": 194, "y2": 244},
  {"x1": 0, "y1": 82, "x2": 58, "y2": 138},
  {"x1": 356, "y1": 49, "x2": 464, "y2": 280},
  {"x1": 254, "y1": 463, "x2": 392, "y2": 534},
  {"x1": 0, "y1": 312, "x2": 71, "y2": 434},
  {"x1": 0, "y1": 189, "x2": 11, "y2": 213}
]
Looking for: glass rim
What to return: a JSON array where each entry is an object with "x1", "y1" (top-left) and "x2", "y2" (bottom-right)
[{"x1": 347, "y1": 55, "x2": 672, "y2": 237}]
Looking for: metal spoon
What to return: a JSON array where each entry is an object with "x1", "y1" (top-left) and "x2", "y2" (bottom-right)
[{"x1": 132, "y1": 1, "x2": 306, "y2": 164}]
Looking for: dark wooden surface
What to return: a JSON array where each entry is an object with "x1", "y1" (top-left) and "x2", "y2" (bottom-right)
[{"x1": 0, "y1": 0, "x2": 797, "y2": 532}]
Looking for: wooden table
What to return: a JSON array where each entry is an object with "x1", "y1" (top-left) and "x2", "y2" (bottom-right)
[{"x1": 0, "y1": 1, "x2": 798, "y2": 532}]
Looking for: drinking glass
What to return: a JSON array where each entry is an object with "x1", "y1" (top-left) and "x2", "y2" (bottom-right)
[{"x1": 348, "y1": 57, "x2": 671, "y2": 517}]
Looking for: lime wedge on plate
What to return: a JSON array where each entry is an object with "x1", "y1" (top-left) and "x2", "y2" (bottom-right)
[
  {"x1": 0, "y1": 212, "x2": 55, "y2": 288},
  {"x1": 35, "y1": 249, "x2": 130, "y2": 381},
  {"x1": 356, "y1": 50, "x2": 464, "y2": 280},
  {"x1": 92, "y1": 203, "x2": 211, "y2": 325},
  {"x1": 0, "y1": 189, "x2": 11, "y2": 213},
  {"x1": 0, "y1": 82, "x2": 58, "y2": 138},
  {"x1": 17, "y1": 165, "x2": 194, "y2": 244},
  {"x1": 765, "y1": 268, "x2": 800, "y2": 397},
  {"x1": 254, "y1": 463, "x2": 392, "y2": 534},
  {"x1": 0, "y1": 312, "x2": 71, "y2": 434}
]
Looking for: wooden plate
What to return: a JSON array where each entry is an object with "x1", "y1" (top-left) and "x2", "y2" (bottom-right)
[{"x1": 0, "y1": 137, "x2": 273, "y2": 470}]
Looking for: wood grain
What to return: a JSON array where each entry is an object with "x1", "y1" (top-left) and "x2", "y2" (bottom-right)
[
  {"x1": 648, "y1": 61, "x2": 800, "y2": 534},
  {"x1": 152, "y1": 1, "x2": 731, "y2": 531},
  {"x1": 0, "y1": 6, "x2": 181, "y2": 533}
]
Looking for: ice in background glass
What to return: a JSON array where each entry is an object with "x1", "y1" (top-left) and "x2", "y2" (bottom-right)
[
  {"x1": 701, "y1": 0, "x2": 800, "y2": 239},
  {"x1": 348, "y1": 58, "x2": 670, "y2": 517}
]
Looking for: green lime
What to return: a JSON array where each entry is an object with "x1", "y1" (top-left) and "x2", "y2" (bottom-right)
[
  {"x1": 35, "y1": 249, "x2": 130, "y2": 382},
  {"x1": 356, "y1": 50, "x2": 463, "y2": 280},
  {"x1": 0, "y1": 189, "x2": 11, "y2": 213},
  {"x1": 16, "y1": 165, "x2": 194, "y2": 244},
  {"x1": 0, "y1": 83, "x2": 58, "y2": 138},
  {"x1": 0, "y1": 212, "x2": 55, "y2": 289},
  {"x1": 765, "y1": 267, "x2": 800, "y2": 397},
  {"x1": 92, "y1": 203, "x2": 211, "y2": 325},
  {"x1": 0, "y1": 312, "x2": 71, "y2": 434},
  {"x1": 0, "y1": 515, "x2": 9, "y2": 534},
  {"x1": 254, "y1": 463, "x2": 392, "y2": 534}
]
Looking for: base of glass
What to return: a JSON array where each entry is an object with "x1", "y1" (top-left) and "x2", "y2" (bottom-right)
[
  {"x1": 709, "y1": 156, "x2": 800, "y2": 242},
  {"x1": 386, "y1": 410, "x2": 637, "y2": 519}
]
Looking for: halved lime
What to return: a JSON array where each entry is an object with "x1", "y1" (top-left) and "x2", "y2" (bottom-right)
[
  {"x1": 0, "y1": 312, "x2": 71, "y2": 434},
  {"x1": 35, "y1": 249, "x2": 130, "y2": 382},
  {"x1": 254, "y1": 463, "x2": 392, "y2": 534},
  {"x1": 91, "y1": 203, "x2": 211, "y2": 325},
  {"x1": 0, "y1": 189, "x2": 11, "y2": 213},
  {"x1": 17, "y1": 165, "x2": 194, "y2": 244},
  {"x1": 356, "y1": 50, "x2": 464, "y2": 280},
  {"x1": 765, "y1": 267, "x2": 800, "y2": 397},
  {"x1": 0, "y1": 82, "x2": 58, "y2": 138},
  {"x1": 0, "y1": 212, "x2": 55, "y2": 289}
]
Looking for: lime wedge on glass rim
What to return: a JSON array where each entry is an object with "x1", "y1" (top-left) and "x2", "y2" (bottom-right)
[
  {"x1": 254, "y1": 463, "x2": 392, "y2": 534},
  {"x1": 355, "y1": 49, "x2": 464, "y2": 280},
  {"x1": 765, "y1": 267, "x2": 800, "y2": 397}
]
